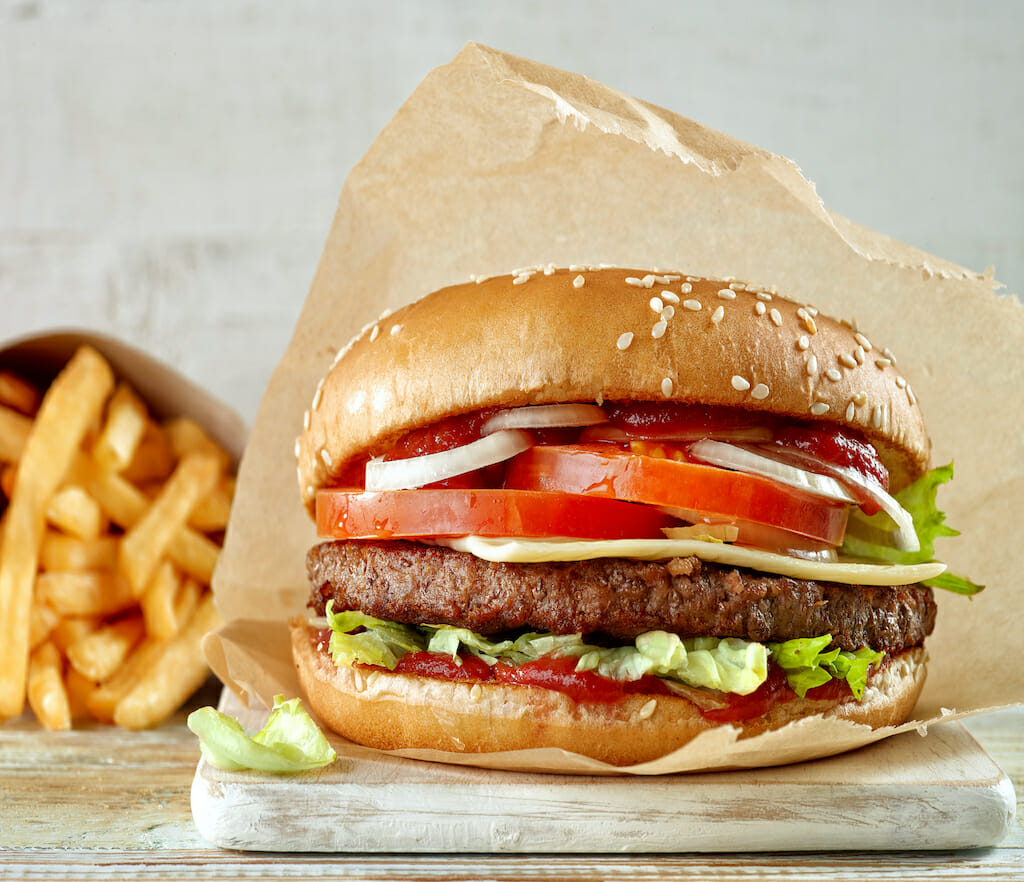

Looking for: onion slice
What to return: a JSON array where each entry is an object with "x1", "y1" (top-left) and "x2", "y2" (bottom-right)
[
  {"x1": 578, "y1": 425, "x2": 773, "y2": 444},
  {"x1": 689, "y1": 439, "x2": 857, "y2": 505},
  {"x1": 482, "y1": 404, "x2": 607, "y2": 435},
  {"x1": 365, "y1": 429, "x2": 533, "y2": 491},
  {"x1": 761, "y1": 446, "x2": 920, "y2": 553}
]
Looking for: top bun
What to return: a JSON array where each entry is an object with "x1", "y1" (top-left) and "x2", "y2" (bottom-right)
[{"x1": 298, "y1": 268, "x2": 930, "y2": 514}]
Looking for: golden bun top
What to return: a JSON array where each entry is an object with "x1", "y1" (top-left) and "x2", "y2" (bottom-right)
[{"x1": 297, "y1": 268, "x2": 930, "y2": 514}]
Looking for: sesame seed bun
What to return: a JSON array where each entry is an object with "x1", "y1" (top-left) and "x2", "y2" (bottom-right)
[
  {"x1": 298, "y1": 268, "x2": 930, "y2": 514},
  {"x1": 291, "y1": 619, "x2": 927, "y2": 768}
]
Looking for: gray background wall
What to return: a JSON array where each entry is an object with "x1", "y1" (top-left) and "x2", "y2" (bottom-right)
[{"x1": 3, "y1": 0, "x2": 1020, "y2": 423}]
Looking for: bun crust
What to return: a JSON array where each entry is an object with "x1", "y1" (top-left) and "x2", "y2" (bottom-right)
[
  {"x1": 298, "y1": 269, "x2": 930, "y2": 514},
  {"x1": 291, "y1": 619, "x2": 927, "y2": 768}
]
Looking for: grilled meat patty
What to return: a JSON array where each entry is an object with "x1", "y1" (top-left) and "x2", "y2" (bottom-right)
[{"x1": 307, "y1": 540, "x2": 936, "y2": 653}]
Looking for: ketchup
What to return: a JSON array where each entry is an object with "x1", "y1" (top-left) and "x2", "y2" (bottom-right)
[{"x1": 493, "y1": 656, "x2": 672, "y2": 704}]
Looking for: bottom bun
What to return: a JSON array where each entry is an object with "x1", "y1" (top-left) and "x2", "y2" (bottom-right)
[{"x1": 291, "y1": 619, "x2": 927, "y2": 767}]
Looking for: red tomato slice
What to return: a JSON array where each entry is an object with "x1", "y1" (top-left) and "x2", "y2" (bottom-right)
[
  {"x1": 316, "y1": 488, "x2": 676, "y2": 541},
  {"x1": 503, "y1": 445, "x2": 849, "y2": 546}
]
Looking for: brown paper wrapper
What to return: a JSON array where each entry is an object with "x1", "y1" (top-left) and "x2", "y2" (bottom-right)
[{"x1": 206, "y1": 43, "x2": 1023, "y2": 774}]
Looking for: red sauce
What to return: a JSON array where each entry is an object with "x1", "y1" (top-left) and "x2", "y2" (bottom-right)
[
  {"x1": 394, "y1": 650, "x2": 493, "y2": 681},
  {"x1": 772, "y1": 424, "x2": 889, "y2": 491},
  {"x1": 493, "y1": 656, "x2": 673, "y2": 704}
]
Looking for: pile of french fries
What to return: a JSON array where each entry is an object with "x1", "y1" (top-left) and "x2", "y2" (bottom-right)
[{"x1": 0, "y1": 345, "x2": 234, "y2": 731}]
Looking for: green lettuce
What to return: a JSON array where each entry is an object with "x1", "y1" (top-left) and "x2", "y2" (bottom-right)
[
  {"x1": 841, "y1": 463, "x2": 983, "y2": 595},
  {"x1": 768, "y1": 635, "x2": 884, "y2": 699},
  {"x1": 187, "y1": 695, "x2": 336, "y2": 773},
  {"x1": 325, "y1": 604, "x2": 424, "y2": 669}
]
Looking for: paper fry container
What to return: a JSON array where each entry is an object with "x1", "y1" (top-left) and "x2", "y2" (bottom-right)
[
  {"x1": 205, "y1": 43, "x2": 1024, "y2": 774},
  {"x1": 0, "y1": 330, "x2": 246, "y2": 460}
]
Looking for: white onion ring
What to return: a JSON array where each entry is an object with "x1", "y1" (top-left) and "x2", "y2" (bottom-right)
[
  {"x1": 760, "y1": 445, "x2": 919, "y2": 553},
  {"x1": 365, "y1": 429, "x2": 533, "y2": 491},
  {"x1": 481, "y1": 403, "x2": 607, "y2": 435},
  {"x1": 689, "y1": 439, "x2": 857, "y2": 505}
]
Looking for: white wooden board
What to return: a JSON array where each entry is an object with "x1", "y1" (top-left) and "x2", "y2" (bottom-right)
[{"x1": 190, "y1": 690, "x2": 1015, "y2": 853}]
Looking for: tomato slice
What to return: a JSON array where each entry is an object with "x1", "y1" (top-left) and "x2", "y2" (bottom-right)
[
  {"x1": 504, "y1": 445, "x2": 849, "y2": 546},
  {"x1": 316, "y1": 488, "x2": 676, "y2": 541}
]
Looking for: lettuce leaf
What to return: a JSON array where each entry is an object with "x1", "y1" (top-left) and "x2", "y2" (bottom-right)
[
  {"x1": 768, "y1": 636, "x2": 884, "y2": 699},
  {"x1": 187, "y1": 695, "x2": 336, "y2": 773},
  {"x1": 325, "y1": 603, "x2": 425, "y2": 669},
  {"x1": 841, "y1": 463, "x2": 983, "y2": 595}
]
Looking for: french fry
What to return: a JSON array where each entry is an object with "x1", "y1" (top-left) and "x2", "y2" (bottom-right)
[
  {"x1": 0, "y1": 404, "x2": 32, "y2": 463},
  {"x1": 189, "y1": 475, "x2": 235, "y2": 532},
  {"x1": 112, "y1": 593, "x2": 220, "y2": 730},
  {"x1": 163, "y1": 417, "x2": 232, "y2": 473},
  {"x1": 119, "y1": 452, "x2": 220, "y2": 596},
  {"x1": 0, "y1": 346, "x2": 114, "y2": 719},
  {"x1": 174, "y1": 576, "x2": 202, "y2": 632},
  {"x1": 121, "y1": 420, "x2": 175, "y2": 485},
  {"x1": 50, "y1": 615, "x2": 99, "y2": 655},
  {"x1": 0, "y1": 370, "x2": 41, "y2": 416},
  {"x1": 70, "y1": 453, "x2": 220, "y2": 582},
  {"x1": 26, "y1": 641, "x2": 71, "y2": 732},
  {"x1": 40, "y1": 532, "x2": 119, "y2": 571},
  {"x1": 1, "y1": 464, "x2": 15, "y2": 498},
  {"x1": 140, "y1": 560, "x2": 181, "y2": 640},
  {"x1": 45, "y1": 484, "x2": 106, "y2": 540},
  {"x1": 65, "y1": 666, "x2": 97, "y2": 720},
  {"x1": 87, "y1": 637, "x2": 165, "y2": 724},
  {"x1": 35, "y1": 570, "x2": 136, "y2": 618},
  {"x1": 92, "y1": 383, "x2": 148, "y2": 473},
  {"x1": 29, "y1": 602, "x2": 60, "y2": 650},
  {"x1": 66, "y1": 615, "x2": 145, "y2": 683}
]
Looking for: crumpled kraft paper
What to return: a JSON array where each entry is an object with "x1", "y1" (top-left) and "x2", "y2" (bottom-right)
[{"x1": 205, "y1": 43, "x2": 1023, "y2": 774}]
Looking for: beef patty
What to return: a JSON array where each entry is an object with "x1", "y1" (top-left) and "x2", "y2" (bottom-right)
[{"x1": 307, "y1": 540, "x2": 936, "y2": 653}]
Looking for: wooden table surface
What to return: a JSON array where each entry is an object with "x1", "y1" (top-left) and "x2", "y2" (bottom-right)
[{"x1": 0, "y1": 677, "x2": 1019, "y2": 881}]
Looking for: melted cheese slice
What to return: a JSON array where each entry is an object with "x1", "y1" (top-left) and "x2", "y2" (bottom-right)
[{"x1": 442, "y1": 536, "x2": 945, "y2": 587}]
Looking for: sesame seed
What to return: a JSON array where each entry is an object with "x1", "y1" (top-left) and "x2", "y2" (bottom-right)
[
  {"x1": 650, "y1": 296, "x2": 664, "y2": 313},
  {"x1": 751, "y1": 383, "x2": 770, "y2": 400},
  {"x1": 810, "y1": 402, "x2": 830, "y2": 416},
  {"x1": 806, "y1": 354, "x2": 818, "y2": 376},
  {"x1": 662, "y1": 305, "x2": 676, "y2": 320},
  {"x1": 853, "y1": 391, "x2": 868, "y2": 406},
  {"x1": 543, "y1": 264, "x2": 556, "y2": 275},
  {"x1": 294, "y1": 438, "x2": 301, "y2": 458},
  {"x1": 803, "y1": 314, "x2": 818, "y2": 335},
  {"x1": 895, "y1": 375, "x2": 907, "y2": 389},
  {"x1": 513, "y1": 273, "x2": 532, "y2": 285},
  {"x1": 390, "y1": 324, "x2": 402, "y2": 336},
  {"x1": 625, "y1": 277, "x2": 643, "y2": 287},
  {"x1": 845, "y1": 401, "x2": 856, "y2": 421},
  {"x1": 883, "y1": 347, "x2": 898, "y2": 365},
  {"x1": 573, "y1": 274, "x2": 585, "y2": 288},
  {"x1": 717, "y1": 289, "x2": 737, "y2": 300},
  {"x1": 875, "y1": 357, "x2": 892, "y2": 369},
  {"x1": 686, "y1": 276, "x2": 701, "y2": 282},
  {"x1": 641, "y1": 274, "x2": 656, "y2": 287},
  {"x1": 731, "y1": 375, "x2": 751, "y2": 391},
  {"x1": 661, "y1": 377, "x2": 674, "y2": 397},
  {"x1": 805, "y1": 306, "x2": 819, "y2": 317},
  {"x1": 661, "y1": 291, "x2": 680, "y2": 304},
  {"x1": 652, "y1": 319, "x2": 667, "y2": 338},
  {"x1": 872, "y1": 405, "x2": 883, "y2": 429},
  {"x1": 569, "y1": 264, "x2": 586, "y2": 271},
  {"x1": 730, "y1": 281, "x2": 746, "y2": 291},
  {"x1": 855, "y1": 332, "x2": 873, "y2": 351},
  {"x1": 839, "y1": 352, "x2": 858, "y2": 369},
  {"x1": 680, "y1": 282, "x2": 693, "y2": 294},
  {"x1": 769, "y1": 308, "x2": 782, "y2": 326},
  {"x1": 711, "y1": 305, "x2": 725, "y2": 324},
  {"x1": 756, "y1": 291, "x2": 773, "y2": 302},
  {"x1": 311, "y1": 381, "x2": 324, "y2": 410},
  {"x1": 303, "y1": 409, "x2": 311, "y2": 430},
  {"x1": 683, "y1": 299, "x2": 702, "y2": 312},
  {"x1": 637, "y1": 699, "x2": 658, "y2": 721},
  {"x1": 755, "y1": 301, "x2": 767, "y2": 316},
  {"x1": 854, "y1": 346, "x2": 866, "y2": 365},
  {"x1": 907, "y1": 385, "x2": 917, "y2": 405},
  {"x1": 369, "y1": 325, "x2": 380, "y2": 342},
  {"x1": 797, "y1": 335, "x2": 810, "y2": 351},
  {"x1": 320, "y1": 448, "x2": 333, "y2": 467},
  {"x1": 616, "y1": 332, "x2": 634, "y2": 350},
  {"x1": 306, "y1": 484, "x2": 314, "y2": 497},
  {"x1": 825, "y1": 368, "x2": 842, "y2": 382}
]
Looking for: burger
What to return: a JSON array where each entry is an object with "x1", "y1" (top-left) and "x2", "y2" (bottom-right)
[{"x1": 291, "y1": 267, "x2": 975, "y2": 767}]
